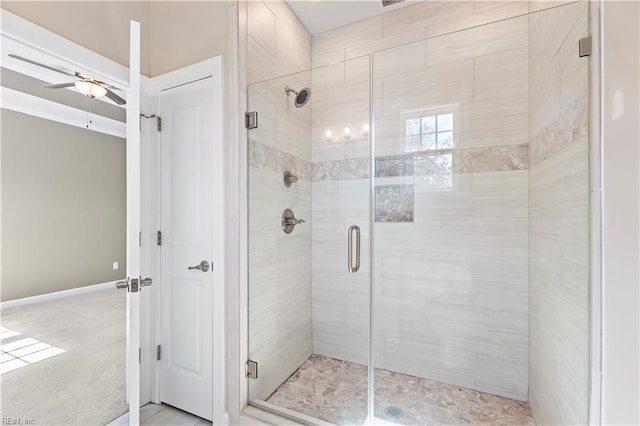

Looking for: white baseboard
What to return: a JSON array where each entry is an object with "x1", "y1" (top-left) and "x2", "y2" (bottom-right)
[{"x1": 1, "y1": 281, "x2": 119, "y2": 310}]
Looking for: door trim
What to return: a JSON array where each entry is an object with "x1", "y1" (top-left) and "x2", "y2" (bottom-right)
[{"x1": 148, "y1": 56, "x2": 227, "y2": 424}]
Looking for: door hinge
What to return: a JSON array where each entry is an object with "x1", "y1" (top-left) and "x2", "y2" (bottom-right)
[
  {"x1": 157, "y1": 230, "x2": 162, "y2": 246},
  {"x1": 156, "y1": 344, "x2": 161, "y2": 361},
  {"x1": 139, "y1": 231, "x2": 142, "y2": 247},
  {"x1": 246, "y1": 360, "x2": 258, "y2": 379},
  {"x1": 140, "y1": 114, "x2": 162, "y2": 132},
  {"x1": 139, "y1": 347, "x2": 141, "y2": 364},
  {"x1": 579, "y1": 36, "x2": 592, "y2": 57},
  {"x1": 245, "y1": 111, "x2": 258, "y2": 129}
]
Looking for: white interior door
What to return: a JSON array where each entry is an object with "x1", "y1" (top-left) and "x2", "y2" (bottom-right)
[
  {"x1": 125, "y1": 20, "x2": 142, "y2": 426},
  {"x1": 157, "y1": 65, "x2": 216, "y2": 421}
]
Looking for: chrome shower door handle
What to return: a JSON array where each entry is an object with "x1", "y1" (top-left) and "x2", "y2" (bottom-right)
[{"x1": 348, "y1": 225, "x2": 361, "y2": 274}]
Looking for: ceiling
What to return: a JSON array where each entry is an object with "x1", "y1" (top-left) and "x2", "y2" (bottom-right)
[{"x1": 285, "y1": 0, "x2": 416, "y2": 35}]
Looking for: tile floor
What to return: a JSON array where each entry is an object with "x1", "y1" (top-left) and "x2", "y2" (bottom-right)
[
  {"x1": 108, "y1": 403, "x2": 211, "y2": 426},
  {"x1": 267, "y1": 354, "x2": 535, "y2": 425}
]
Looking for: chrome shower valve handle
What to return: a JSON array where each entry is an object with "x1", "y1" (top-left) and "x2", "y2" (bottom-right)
[
  {"x1": 284, "y1": 217, "x2": 306, "y2": 226},
  {"x1": 282, "y1": 208, "x2": 306, "y2": 234}
]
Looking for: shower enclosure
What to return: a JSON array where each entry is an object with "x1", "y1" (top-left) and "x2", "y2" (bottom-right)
[{"x1": 246, "y1": 1, "x2": 590, "y2": 424}]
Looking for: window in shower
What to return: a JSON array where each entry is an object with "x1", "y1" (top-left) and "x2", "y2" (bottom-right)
[
  {"x1": 404, "y1": 111, "x2": 454, "y2": 152},
  {"x1": 413, "y1": 152, "x2": 453, "y2": 189}
]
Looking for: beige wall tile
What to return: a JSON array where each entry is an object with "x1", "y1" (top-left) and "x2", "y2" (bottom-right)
[
  {"x1": 373, "y1": 39, "x2": 426, "y2": 79},
  {"x1": 529, "y1": 0, "x2": 578, "y2": 13},
  {"x1": 528, "y1": 2, "x2": 590, "y2": 423},
  {"x1": 247, "y1": 0, "x2": 276, "y2": 56},
  {"x1": 276, "y1": 22, "x2": 312, "y2": 77},
  {"x1": 458, "y1": 96, "x2": 529, "y2": 148},
  {"x1": 427, "y1": 1, "x2": 528, "y2": 38},
  {"x1": 528, "y1": 140, "x2": 589, "y2": 425},
  {"x1": 474, "y1": 48, "x2": 528, "y2": 102},
  {"x1": 345, "y1": 56, "x2": 370, "y2": 83},
  {"x1": 248, "y1": 35, "x2": 280, "y2": 85},
  {"x1": 247, "y1": 0, "x2": 312, "y2": 85},
  {"x1": 426, "y1": 14, "x2": 528, "y2": 67},
  {"x1": 382, "y1": 1, "x2": 438, "y2": 38},
  {"x1": 313, "y1": 15, "x2": 383, "y2": 56},
  {"x1": 312, "y1": 49, "x2": 346, "y2": 68},
  {"x1": 558, "y1": 3, "x2": 589, "y2": 110},
  {"x1": 248, "y1": 167, "x2": 313, "y2": 401},
  {"x1": 380, "y1": 59, "x2": 474, "y2": 115},
  {"x1": 312, "y1": 60, "x2": 345, "y2": 90},
  {"x1": 345, "y1": 28, "x2": 427, "y2": 60}
]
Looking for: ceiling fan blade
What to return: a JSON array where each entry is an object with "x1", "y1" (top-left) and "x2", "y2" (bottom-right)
[
  {"x1": 44, "y1": 82, "x2": 76, "y2": 89},
  {"x1": 104, "y1": 88, "x2": 126, "y2": 105},
  {"x1": 8, "y1": 54, "x2": 75, "y2": 77}
]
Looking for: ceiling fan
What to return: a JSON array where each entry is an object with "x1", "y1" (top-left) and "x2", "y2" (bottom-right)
[{"x1": 8, "y1": 53, "x2": 126, "y2": 105}]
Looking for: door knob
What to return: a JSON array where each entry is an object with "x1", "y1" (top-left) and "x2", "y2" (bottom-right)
[
  {"x1": 188, "y1": 260, "x2": 210, "y2": 272},
  {"x1": 115, "y1": 279, "x2": 129, "y2": 290}
]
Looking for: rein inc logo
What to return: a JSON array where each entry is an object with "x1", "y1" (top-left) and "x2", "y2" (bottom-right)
[{"x1": 2, "y1": 418, "x2": 35, "y2": 425}]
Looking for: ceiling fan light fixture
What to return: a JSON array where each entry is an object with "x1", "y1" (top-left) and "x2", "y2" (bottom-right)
[{"x1": 75, "y1": 80, "x2": 107, "y2": 98}]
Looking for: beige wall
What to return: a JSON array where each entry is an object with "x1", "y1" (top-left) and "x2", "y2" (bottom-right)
[
  {"x1": 149, "y1": 1, "x2": 230, "y2": 77},
  {"x1": 1, "y1": 1, "x2": 232, "y2": 77},
  {"x1": 1, "y1": 109, "x2": 126, "y2": 302},
  {"x1": 1, "y1": 1, "x2": 152, "y2": 76}
]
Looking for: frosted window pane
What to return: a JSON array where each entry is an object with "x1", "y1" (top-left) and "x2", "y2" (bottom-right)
[
  {"x1": 422, "y1": 133, "x2": 436, "y2": 150},
  {"x1": 406, "y1": 135, "x2": 421, "y2": 152},
  {"x1": 406, "y1": 118, "x2": 420, "y2": 136},
  {"x1": 421, "y1": 116, "x2": 436, "y2": 133},
  {"x1": 437, "y1": 113, "x2": 453, "y2": 131},
  {"x1": 437, "y1": 131, "x2": 454, "y2": 148}
]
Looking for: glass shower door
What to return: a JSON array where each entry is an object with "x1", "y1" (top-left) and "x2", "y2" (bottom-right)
[
  {"x1": 371, "y1": 3, "x2": 590, "y2": 424},
  {"x1": 246, "y1": 55, "x2": 373, "y2": 425}
]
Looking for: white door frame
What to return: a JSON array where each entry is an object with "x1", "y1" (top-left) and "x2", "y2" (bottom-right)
[
  {"x1": 125, "y1": 20, "x2": 142, "y2": 426},
  {"x1": 147, "y1": 56, "x2": 228, "y2": 424}
]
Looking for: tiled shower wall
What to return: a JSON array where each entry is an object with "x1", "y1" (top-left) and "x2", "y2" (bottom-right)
[
  {"x1": 311, "y1": 1, "x2": 531, "y2": 400},
  {"x1": 528, "y1": 2, "x2": 590, "y2": 424},
  {"x1": 246, "y1": 0, "x2": 313, "y2": 401}
]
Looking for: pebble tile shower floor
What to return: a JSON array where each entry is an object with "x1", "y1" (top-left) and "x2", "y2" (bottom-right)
[{"x1": 266, "y1": 355, "x2": 535, "y2": 425}]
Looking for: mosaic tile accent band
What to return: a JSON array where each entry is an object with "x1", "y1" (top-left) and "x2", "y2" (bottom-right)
[
  {"x1": 529, "y1": 94, "x2": 589, "y2": 167},
  {"x1": 313, "y1": 158, "x2": 370, "y2": 182},
  {"x1": 248, "y1": 139, "x2": 312, "y2": 181},
  {"x1": 249, "y1": 140, "x2": 528, "y2": 182},
  {"x1": 455, "y1": 144, "x2": 528, "y2": 173},
  {"x1": 313, "y1": 144, "x2": 528, "y2": 182}
]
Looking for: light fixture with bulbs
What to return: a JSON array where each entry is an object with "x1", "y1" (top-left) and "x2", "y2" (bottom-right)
[
  {"x1": 75, "y1": 80, "x2": 108, "y2": 99},
  {"x1": 324, "y1": 123, "x2": 370, "y2": 144}
]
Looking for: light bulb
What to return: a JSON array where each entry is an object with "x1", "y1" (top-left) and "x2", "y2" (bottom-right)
[
  {"x1": 344, "y1": 127, "x2": 351, "y2": 141},
  {"x1": 325, "y1": 130, "x2": 333, "y2": 142},
  {"x1": 75, "y1": 80, "x2": 107, "y2": 98}
]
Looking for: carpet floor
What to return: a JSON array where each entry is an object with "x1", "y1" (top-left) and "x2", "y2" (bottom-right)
[{"x1": 1, "y1": 288, "x2": 127, "y2": 425}]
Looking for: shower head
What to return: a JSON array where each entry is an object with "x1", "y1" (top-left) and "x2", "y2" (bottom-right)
[{"x1": 285, "y1": 86, "x2": 311, "y2": 108}]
